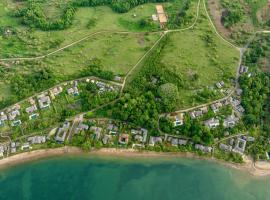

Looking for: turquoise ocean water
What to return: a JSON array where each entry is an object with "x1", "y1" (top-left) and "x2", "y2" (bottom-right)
[{"x1": 0, "y1": 155, "x2": 269, "y2": 200}]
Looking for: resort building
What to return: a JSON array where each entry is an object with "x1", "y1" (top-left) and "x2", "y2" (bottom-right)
[
  {"x1": 149, "y1": 136, "x2": 163, "y2": 146},
  {"x1": 232, "y1": 138, "x2": 246, "y2": 155},
  {"x1": 67, "y1": 86, "x2": 79, "y2": 97},
  {"x1": 21, "y1": 142, "x2": 30, "y2": 151},
  {"x1": 223, "y1": 115, "x2": 239, "y2": 128},
  {"x1": 90, "y1": 126, "x2": 102, "y2": 140},
  {"x1": 38, "y1": 94, "x2": 51, "y2": 109},
  {"x1": 27, "y1": 135, "x2": 46, "y2": 144},
  {"x1": 55, "y1": 122, "x2": 70, "y2": 143},
  {"x1": 119, "y1": 134, "x2": 129, "y2": 145},
  {"x1": 195, "y1": 144, "x2": 212, "y2": 153},
  {"x1": 50, "y1": 86, "x2": 63, "y2": 99},
  {"x1": 219, "y1": 143, "x2": 232, "y2": 152},
  {"x1": 156, "y1": 5, "x2": 168, "y2": 28}
]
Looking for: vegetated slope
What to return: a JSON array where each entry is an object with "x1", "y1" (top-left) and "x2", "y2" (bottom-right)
[
  {"x1": 125, "y1": 3, "x2": 239, "y2": 109},
  {"x1": 207, "y1": 0, "x2": 270, "y2": 45}
]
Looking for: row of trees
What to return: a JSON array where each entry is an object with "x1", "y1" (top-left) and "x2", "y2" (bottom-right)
[
  {"x1": 220, "y1": 0, "x2": 245, "y2": 28},
  {"x1": 14, "y1": 2, "x2": 76, "y2": 31}
]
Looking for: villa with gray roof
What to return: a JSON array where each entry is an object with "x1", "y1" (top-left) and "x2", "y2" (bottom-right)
[
  {"x1": 55, "y1": 122, "x2": 70, "y2": 143},
  {"x1": 28, "y1": 136, "x2": 46, "y2": 144},
  {"x1": 149, "y1": 136, "x2": 163, "y2": 146},
  {"x1": 204, "y1": 118, "x2": 220, "y2": 129},
  {"x1": 232, "y1": 138, "x2": 246, "y2": 155},
  {"x1": 195, "y1": 144, "x2": 212, "y2": 153},
  {"x1": 219, "y1": 143, "x2": 232, "y2": 152},
  {"x1": 223, "y1": 115, "x2": 239, "y2": 128},
  {"x1": 38, "y1": 94, "x2": 51, "y2": 109}
]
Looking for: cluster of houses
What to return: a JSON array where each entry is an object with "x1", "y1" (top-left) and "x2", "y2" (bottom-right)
[
  {"x1": 0, "y1": 135, "x2": 47, "y2": 157},
  {"x1": 219, "y1": 135, "x2": 255, "y2": 155},
  {"x1": 0, "y1": 78, "x2": 120, "y2": 129},
  {"x1": 169, "y1": 91, "x2": 245, "y2": 131}
]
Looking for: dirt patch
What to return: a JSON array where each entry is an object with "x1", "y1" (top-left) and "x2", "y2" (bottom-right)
[
  {"x1": 256, "y1": 1, "x2": 270, "y2": 23},
  {"x1": 208, "y1": 0, "x2": 232, "y2": 37},
  {"x1": 137, "y1": 35, "x2": 145, "y2": 46},
  {"x1": 259, "y1": 57, "x2": 270, "y2": 72}
]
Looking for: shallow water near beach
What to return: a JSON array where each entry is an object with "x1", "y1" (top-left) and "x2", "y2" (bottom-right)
[{"x1": 0, "y1": 155, "x2": 269, "y2": 200}]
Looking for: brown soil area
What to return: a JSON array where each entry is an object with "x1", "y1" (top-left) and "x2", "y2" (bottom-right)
[
  {"x1": 207, "y1": 0, "x2": 232, "y2": 37},
  {"x1": 256, "y1": 1, "x2": 270, "y2": 23}
]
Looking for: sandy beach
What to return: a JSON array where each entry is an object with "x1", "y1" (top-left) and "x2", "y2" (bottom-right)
[{"x1": 0, "y1": 147, "x2": 270, "y2": 177}]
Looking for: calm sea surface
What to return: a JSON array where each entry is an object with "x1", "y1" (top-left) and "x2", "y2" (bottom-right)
[{"x1": 0, "y1": 155, "x2": 269, "y2": 200}]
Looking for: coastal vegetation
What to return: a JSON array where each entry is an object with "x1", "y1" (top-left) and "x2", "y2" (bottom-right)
[{"x1": 0, "y1": 0, "x2": 269, "y2": 166}]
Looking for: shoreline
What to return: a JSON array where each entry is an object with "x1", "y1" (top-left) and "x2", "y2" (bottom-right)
[{"x1": 0, "y1": 147, "x2": 270, "y2": 177}]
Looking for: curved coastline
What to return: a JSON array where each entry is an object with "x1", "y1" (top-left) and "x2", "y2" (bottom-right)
[{"x1": 0, "y1": 147, "x2": 270, "y2": 177}]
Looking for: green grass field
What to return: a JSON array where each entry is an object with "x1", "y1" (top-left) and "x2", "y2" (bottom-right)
[
  {"x1": 42, "y1": 33, "x2": 161, "y2": 76},
  {"x1": 126, "y1": 2, "x2": 239, "y2": 109}
]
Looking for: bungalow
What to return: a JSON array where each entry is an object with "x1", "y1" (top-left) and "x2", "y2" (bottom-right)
[
  {"x1": 26, "y1": 104, "x2": 38, "y2": 114},
  {"x1": 239, "y1": 65, "x2": 249, "y2": 74},
  {"x1": 114, "y1": 76, "x2": 122, "y2": 82},
  {"x1": 236, "y1": 105, "x2": 245, "y2": 113},
  {"x1": 0, "y1": 145, "x2": 4, "y2": 157},
  {"x1": 152, "y1": 14, "x2": 158, "y2": 21},
  {"x1": 232, "y1": 138, "x2": 246, "y2": 155},
  {"x1": 50, "y1": 86, "x2": 63, "y2": 99},
  {"x1": 223, "y1": 115, "x2": 239, "y2": 128},
  {"x1": 236, "y1": 89, "x2": 243, "y2": 96},
  {"x1": 242, "y1": 136, "x2": 255, "y2": 142},
  {"x1": 171, "y1": 138, "x2": 178, "y2": 146},
  {"x1": 90, "y1": 126, "x2": 102, "y2": 140},
  {"x1": 200, "y1": 106, "x2": 208, "y2": 114},
  {"x1": 204, "y1": 118, "x2": 220, "y2": 129},
  {"x1": 216, "y1": 81, "x2": 225, "y2": 89},
  {"x1": 190, "y1": 110, "x2": 203, "y2": 119},
  {"x1": 8, "y1": 109, "x2": 20, "y2": 121},
  {"x1": 231, "y1": 98, "x2": 241, "y2": 108},
  {"x1": 102, "y1": 134, "x2": 112, "y2": 145},
  {"x1": 174, "y1": 113, "x2": 184, "y2": 127},
  {"x1": 119, "y1": 134, "x2": 129, "y2": 145},
  {"x1": 0, "y1": 112, "x2": 8, "y2": 126},
  {"x1": 38, "y1": 94, "x2": 51, "y2": 109},
  {"x1": 195, "y1": 144, "x2": 212, "y2": 153},
  {"x1": 29, "y1": 113, "x2": 39, "y2": 120},
  {"x1": 179, "y1": 139, "x2": 188, "y2": 146},
  {"x1": 141, "y1": 128, "x2": 148, "y2": 143},
  {"x1": 219, "y1": 143, "x2": 232, "y2": 152},
  {"x1": 107, "y1": 124, "x2": 118, "y2": 135},
  {"x1": 75, "y1": 122, "x2": 89, "y2": 134},
  {"x1": 21, "y1": 142, "x2": 30, "y2": 151},
  {"x1": 210, "y1": 102, "x2": 223, "y2": 113},
  {"x1": 10, "y1": 142, "x2": 16, "y2": 153},
  {"x1": 156, "y1": 5, "x2": 168, "y2": 28},
  {"x1": 27, "y1": 136, "x2": 46, "y2": 144},
  {"x1": 134, "y1": 135, "x2": 144, "y2": 142},
  {"x1": 55, "y1": 122, "x2": 70, "y2": 143},
  {"x1": 11, "y1": 120, "x2": 21, "y2": 127},
  {"x1": 149, "y1": 136, "x2": 163, "y2": 146},
  {"x1": 67, "y1": 86, "x2": 79, "y2": 97}
]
